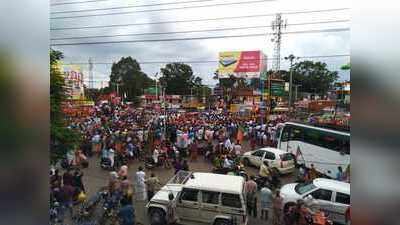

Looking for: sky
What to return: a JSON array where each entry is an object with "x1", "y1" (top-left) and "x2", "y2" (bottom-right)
[{"x1": 50, "y1": 0, "x2": 350, "y2": 88}]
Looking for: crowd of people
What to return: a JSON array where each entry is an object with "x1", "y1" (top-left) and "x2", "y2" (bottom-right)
[{"x1": 50, "y1": 100, "x2": 351, "y2": 225}]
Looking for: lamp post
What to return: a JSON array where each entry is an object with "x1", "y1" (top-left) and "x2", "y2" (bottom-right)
[{"x1": 284, "y1": 54, "x2": 299, "y2": 108}]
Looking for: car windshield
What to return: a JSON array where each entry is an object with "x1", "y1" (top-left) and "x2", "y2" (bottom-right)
[{"x1": 295, "y1": 183, "x2": 317, "y2": 195}]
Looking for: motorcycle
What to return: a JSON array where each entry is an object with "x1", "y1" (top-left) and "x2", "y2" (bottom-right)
[
  {"x1": 100, "y1": 157, "x2": 114, "y2": 171},
  {"x1": 254, "y1": 174, "x2": 281, "y2": 190},
  {"x1": 99, "y1": 192, "x2": 121, "y2": 225},
  {"x1": 144, "y1": 156, "x2": 163, "y2": 170}
]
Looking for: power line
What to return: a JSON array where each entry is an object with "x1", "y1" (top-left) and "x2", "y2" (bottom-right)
[
  {"x1": 50, "y1": 0, "x2": 275, "y2": 19},
  {"x1": 51, "y1": 0, "x2": 110, "y2": 6},
  {"x1": 52, "y1": 0, "x2": 233, "y2": 12},
  {"x1": 51, "y1": 28, "x2": 350, "y2": 46},
  {"x1": 62, "y1": 54, "x2": 350, "y2": 65},
  {"x1": 51, "y1": 8, "x2": 349, "y2": 30},
  {"x1": 51, "y1": 19, "x2": 349, "y2": 40}
]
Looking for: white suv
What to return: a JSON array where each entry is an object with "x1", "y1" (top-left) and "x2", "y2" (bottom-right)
[
  {"x1": 146, "y1": 171, "x2": 248, "y2": 225},
  {"x1": 280, "y1": 178, "x2": 350, "y2": 225},
  {"x1": 241, "y1": 147, "x2": 295, "y2": 174}
]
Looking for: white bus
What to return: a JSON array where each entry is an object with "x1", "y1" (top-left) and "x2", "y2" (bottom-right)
[{"x1": 276, "y1": 122, "x2": 350, "y2": 178}]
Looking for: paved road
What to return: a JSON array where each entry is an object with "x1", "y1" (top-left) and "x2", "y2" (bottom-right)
[{"x1": 78, "y1": 142, "x2": 297, "y2": 225}]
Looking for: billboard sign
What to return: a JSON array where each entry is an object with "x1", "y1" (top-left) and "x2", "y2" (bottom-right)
[
  {"x1": 62, "y1": 65, "x2": 85, "y2": 100},
  {"x1": 218, "y1": 51, "x2": 267, "y2": 79},
  {"x1": 270, "y1": 80, "x2": 285, "y2": 97}
]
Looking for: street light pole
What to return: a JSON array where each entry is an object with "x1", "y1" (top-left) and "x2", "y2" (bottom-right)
[{"x1": 285, "y1": 54, "x2": 297, "y2": 108}]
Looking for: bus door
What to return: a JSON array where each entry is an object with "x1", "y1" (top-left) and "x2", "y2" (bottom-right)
[{"x1": 279, "y1": 125, "x2": 304, "y2": 156}]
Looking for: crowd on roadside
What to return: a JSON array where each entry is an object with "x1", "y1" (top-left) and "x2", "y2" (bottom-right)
[{"x1": 52, "y1": 100, "x2": 331, "y2": 225}]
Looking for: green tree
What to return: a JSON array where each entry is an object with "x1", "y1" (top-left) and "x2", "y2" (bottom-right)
[
  {"x1": 341, "y1": 62, "x2": 351, "y2": 70},
  {"x1": 280, "y1": 61, "x2": 339, "y2": 95},
  {"x1": 160, "y1": 62, "x2": 206, "y2": 96},
  {"x1": 50, "y1": 49, "x2": 81, "y2": 164},
  {"x1": 109, "y1": 57, "x2": 153, "y2": 104}
]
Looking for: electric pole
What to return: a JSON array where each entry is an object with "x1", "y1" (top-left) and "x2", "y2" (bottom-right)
[
  {"x1": 88, "y1": 57, "x2": 93, "y2": 89},
  {"x1": 154, "y1": 72, "x2": 159, "y2": 101},
  {"x1": 271, "y1": 13, "x2": 287, "y2": 72}
]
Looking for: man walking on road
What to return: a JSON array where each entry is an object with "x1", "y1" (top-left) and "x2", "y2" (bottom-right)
[
  {"x1": 134, "y1": 166, "x2": 146, "y2": 201},
  {"x1": 245, "y1": 176, "x2": 258, "y2": 218},
  {"x1": 260, "y1": 186, "x2": 272, "y2": 221},
  {"x1": 145, "y1": 173, "x2": 161, "y2": 202}
]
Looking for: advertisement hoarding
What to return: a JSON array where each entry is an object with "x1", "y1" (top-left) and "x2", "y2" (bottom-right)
[
  {"x1": 62, "y1": 65, "x2": 85, "y2": 100},
  {"x1": 218, "y1": 51, "x2": 267, "y2": 79}
]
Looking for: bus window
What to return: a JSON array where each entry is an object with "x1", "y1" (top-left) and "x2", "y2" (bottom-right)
[
  {"x1": 338, "y1": 136, "x2": 350, "y2": 154},
  {"x1": 281, "y1": 126, "x2": 290, "y2": 142},
  {"x1": 304, "y1": 128, "x2": 321, "y2": 147},
  {"x1": 290, "y1": 126, "x2": 304, "y2": 141}
]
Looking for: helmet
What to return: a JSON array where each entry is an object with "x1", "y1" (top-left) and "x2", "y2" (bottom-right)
[{"x1": 77, "y1": 191, "x2": 87, "y2": 202}]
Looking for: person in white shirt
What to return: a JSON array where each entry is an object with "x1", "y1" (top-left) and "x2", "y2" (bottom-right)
[
  {"x1": 234, "y1": 141, "x2": 242, "y2": 156},
  {"x1": 153, "y1": 147, "x2": 160, "y2": 164},
  {"x1": 262, "y1": 133, "x2": 268, "y2": 146},
  {"x1": 135, "y1": 166, "x2": 147, "y2": 201},
  {"x1": 224, "y1": 138, "x2": 232, "y2": 152},
  {"x1": 108, "y1": 149, "x2": 115, "y2": 167},
  {"x1": 223, "y1": 156, "x2": 233, "y2": 168}
]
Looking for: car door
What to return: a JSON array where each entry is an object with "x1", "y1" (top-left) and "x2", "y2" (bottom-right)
[
  {"x1": 309, "y1": 188, "x2": 335, "y2": 218},
  {"x1": 332, "y1": 191, "x2": 350, "y2": 224},
  {"x1": 249, "y1": 150, "x2": 266, "y2": 167},
  {"x1": 176, "y1": 188, "x2": 201, "y2": 222},
  {"x1": 200, "y1": 190, "x2": 221, "y2": 223},
  {"x1": 220, "y1": 193, "x2": 246, "y2": 224},
  {"x1": 263, "y1": 151, "x2": 277, "y2": 168}
]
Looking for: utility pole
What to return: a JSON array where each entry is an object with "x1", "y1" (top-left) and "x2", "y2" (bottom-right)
[
  {"x1": 285, "y1": 54, "x2": 298, "y2": 108},
  {"x1": 154, "y1": 72, "x2": 159, "y2": 101},
  {"x1": 88, "y1": 57, "x2": 94, "y2": 89},
  {"x1": 271, "y1": 13, "x2": 287, "y2": 72}
]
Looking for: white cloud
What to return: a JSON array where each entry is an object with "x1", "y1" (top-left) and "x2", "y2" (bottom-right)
[{"x1": 51, "y1": 0, "x2": 350, "y2": 87}]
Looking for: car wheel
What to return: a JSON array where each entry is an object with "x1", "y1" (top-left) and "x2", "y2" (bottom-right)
[
  {"x1": 214, "y1": 219, "x2": 232, "y2": 225},
  {"x1": 243, "y1": 158, "x2": 251, "y2": 167},
  {"x1": 149, "y1": 208, "x2": 166, "y2": 225}
]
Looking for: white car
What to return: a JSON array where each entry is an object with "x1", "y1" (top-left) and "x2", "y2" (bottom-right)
[
  {"x1": 280, "y1": 178, "x2": 350, "y2": 225},
  {"x1": 146, "y1": 171, "x2": 248, "y2": 225},
  {"x1": 241, "y1": 147, "x2": 295, "y2": 174}
]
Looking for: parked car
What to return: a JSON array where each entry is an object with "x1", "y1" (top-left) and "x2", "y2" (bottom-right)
[
  {"x1": 241, "y1": 147, "x2": 295, "y2": 175},
  {"x1": 280, "y1": 178, "x2": 350, "y2": 225},
  {"x1": 146, "y1": 171, "x2": 248, "y2": 225}
]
